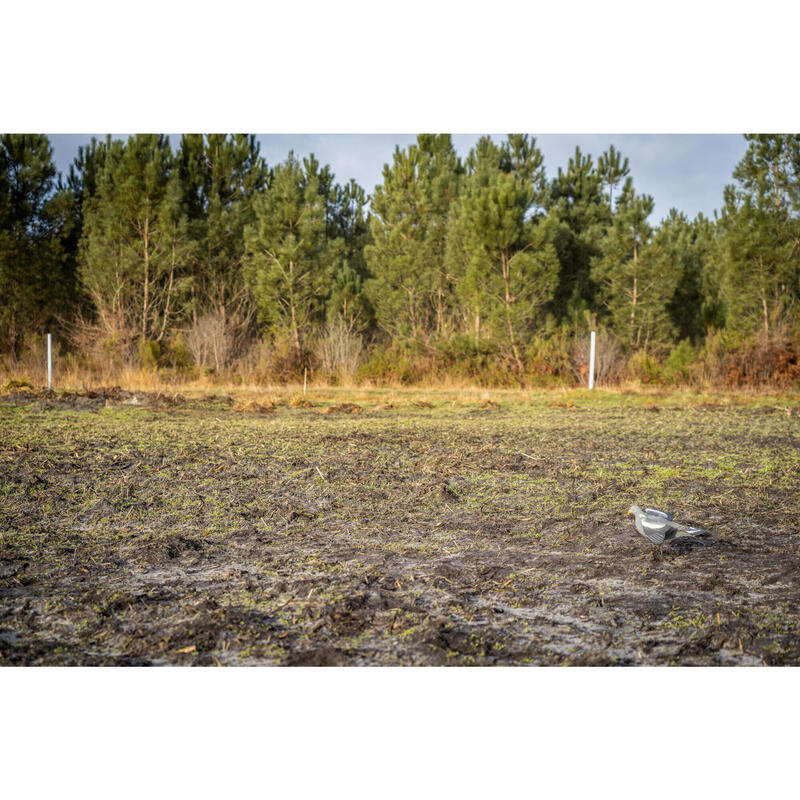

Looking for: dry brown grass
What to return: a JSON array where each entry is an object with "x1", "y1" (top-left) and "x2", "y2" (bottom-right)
[{"x1": 2, "y1": 361, "x2": 800, "y2": 412}]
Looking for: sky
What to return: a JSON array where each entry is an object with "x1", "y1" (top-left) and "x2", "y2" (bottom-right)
[{"x1": 49, "y1": 133, "x2": 747, "y2": 224}]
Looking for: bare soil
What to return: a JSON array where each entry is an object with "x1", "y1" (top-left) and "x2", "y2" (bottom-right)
[{"x1": 1, "y1": 388, "x2": 799, "y2": 665}]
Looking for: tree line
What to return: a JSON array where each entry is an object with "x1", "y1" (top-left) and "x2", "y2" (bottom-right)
[{"x1": 1, "y1": 133, "x2": 799, "y2": 385}]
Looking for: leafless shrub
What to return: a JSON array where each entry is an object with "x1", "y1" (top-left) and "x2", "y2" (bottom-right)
[
  {"x1": 572, "y1": 327, "x2": 623, "y2": 386},
  {"x1": 316, "y1": 317, "x2": 364, "y2": 382},
  {"x1": 185, "y1": 311, "x2": 232, "y2": 373},
  {"x1": 723, "y1": 331, "x2": 800, "y2": 388},
  {"x1": 237, "y1": 335, "x2": 300, "y2": 383},
  {"x1": 63, "y1": 307, "x2": 139, "y2": 369}
]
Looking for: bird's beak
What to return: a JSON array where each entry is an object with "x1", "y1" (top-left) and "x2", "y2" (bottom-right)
[{"x1": 627, "y1": 510, "x2": 632, "y2": 515}]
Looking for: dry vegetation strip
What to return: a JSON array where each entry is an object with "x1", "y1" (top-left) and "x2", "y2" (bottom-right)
[{"x1": 1, "y1": 391, "x2": 799, "y2": 665}]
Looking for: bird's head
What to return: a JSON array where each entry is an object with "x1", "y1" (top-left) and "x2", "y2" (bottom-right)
[{"x1": 628, "y1": 505, "x2": 641, "y2": 516}]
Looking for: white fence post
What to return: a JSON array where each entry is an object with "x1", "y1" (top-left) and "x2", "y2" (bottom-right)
[
  {"x1": 588, "y1": 330, "x2": 596, "y2": 389},
  {"x1": 47, "y1": 333, "x2": 52, "y2": 390}
]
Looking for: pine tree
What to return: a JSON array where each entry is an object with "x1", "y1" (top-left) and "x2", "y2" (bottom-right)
[
  {"x1": 693, "y1": 213, "x2": 725, "y2": 333},
  {"x1": 500, "y1": 134, "x2": 548, "y2": 203},
  {"x1": 660, "y1": 209, "x2": 711, "y2": 342},
  {"x1": 733, "y1": 134, "x2": 800, "y2": 218},
  {"x1": 80, "y1": 135, "x2": 193, "y2": 350},
  {"x1": 243, "y1": 154, "x2": 334, "y2": 362},
  {"x1": 546, "y1": 146, "x2": 610, "y2": 323},
  {"x1": 326, "y1": 178, "x2": 372, "y2": 331},
  {"x1": 449, "y1": 136, "x2": 558, "y2": 370},
  {"x1": 67, "y1": 137, "x2": 108, "y2": 210},
  {"x1": 64, "y1": 137, "x2": 109, "y2": 317},
  {"x1": 597, "y1": 144, "x2": 630, "y2": 210},
  {"x1": 0, "y1": 134, "x2": 77, "y2": 354},
  {"x1": 366, "y1": 135, "x2": 463, "y2": 338},
  {"x1": 177, "y1": 134, "x2": 268, "y2": 334},
  {"x1": 592, "y1": 180, "x2": 680, "y2": 350},
  {"x1": 715, "y1": 134, "x2": 800, "y2": 336},
  {"x1": 418, "y1": 135, "x2": 463, "y2": 335}
]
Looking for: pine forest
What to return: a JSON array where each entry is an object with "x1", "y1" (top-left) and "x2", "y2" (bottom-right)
[{"x1": 2, "y1": 133, "x2": 799, "y2": 388}]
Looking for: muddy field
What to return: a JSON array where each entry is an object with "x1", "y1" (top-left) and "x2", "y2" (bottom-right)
[{"x1": 1, "y1": 387, "x2": 799, "y2": 665}]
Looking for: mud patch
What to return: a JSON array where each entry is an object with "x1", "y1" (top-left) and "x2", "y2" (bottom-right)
[{"x1": 1, "y1": 398, "x2": 799, "y2": 665}]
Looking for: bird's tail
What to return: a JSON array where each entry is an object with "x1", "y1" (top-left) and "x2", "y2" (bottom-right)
[{"x1": 673, "y1": 523, "x2": 708, "y2": 538}]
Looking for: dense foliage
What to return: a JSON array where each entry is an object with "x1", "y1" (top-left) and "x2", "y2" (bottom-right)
[{"x1": 1, "y1": 133, "x2": 799, "y2": 386}]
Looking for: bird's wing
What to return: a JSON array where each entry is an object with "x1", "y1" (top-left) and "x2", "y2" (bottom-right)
[
  {"x1": 637, "y1": 514, "x2": 669, "y2": 544},
  {"x1": 645, "y1": 507, "x2": 674, "y2": 521}
]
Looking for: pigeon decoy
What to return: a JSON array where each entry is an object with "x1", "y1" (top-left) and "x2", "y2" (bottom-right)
[{"x1": 628, "y1": 505, "x2": 708, "y2": 544}]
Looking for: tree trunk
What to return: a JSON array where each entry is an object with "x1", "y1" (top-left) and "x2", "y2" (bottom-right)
[
  {"x1": 758, "y1": 256, "x2": 769, "y2": 337},
  {"x1": 157, "y1": 240, "x2": 176, "y2": 342},
  {"x1": 142, "y1": 214, "x2": 150, "y2": 342},
  {"x1": 436, "y1": 283, "x2": 444, "y2": 336},
  {"x1": 501, "y1": 251, "x2": 523, "y2": 372},
  {"x1": 630, "y1": 244, "x2": 638, "y2": 347},
  {"x1": 288, "y1": 260, "x2": 302, "y2": 361}
]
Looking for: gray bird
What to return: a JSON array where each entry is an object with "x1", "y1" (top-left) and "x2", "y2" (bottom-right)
[{"x1": 628, "y1": 505, "x2": 708, "y2": 544}]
